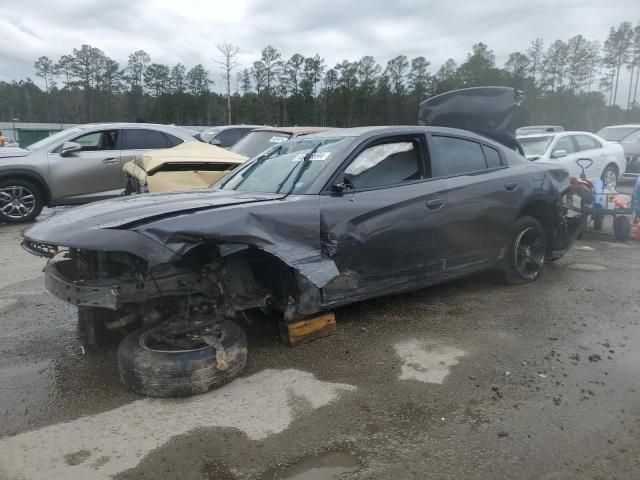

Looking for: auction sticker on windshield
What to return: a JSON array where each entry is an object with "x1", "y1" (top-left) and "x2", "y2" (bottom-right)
[
  {"x1": 269, "y1": 136, "x2": 288, "y2": 143},
  {"x1": 292, "y1": 152, "x2": 331, "y2": 161}
]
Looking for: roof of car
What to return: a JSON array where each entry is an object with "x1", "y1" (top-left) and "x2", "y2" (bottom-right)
[
  {"x1": 516, "y1": 131, "x2": 597, "y2": 138},
  {"x1": 251, "y1": 126, "x2": 333, "y2": 135},
  {"x1": 203, "y1": 125, "x2": 263, "y2": 132},
  {"x1": 305, "y1": 125, "x2": 515, "y2": 149},
  {"x1": 602, "y1": 124, "x2": 640, "y2": 128}
]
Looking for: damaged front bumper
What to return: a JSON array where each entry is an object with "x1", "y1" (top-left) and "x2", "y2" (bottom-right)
[{"x1": 43, "y1": 258, "x2": 219, "y2": 310}]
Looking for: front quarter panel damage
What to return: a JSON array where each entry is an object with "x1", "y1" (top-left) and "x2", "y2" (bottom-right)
[{"x1": 133, "y1": 196, "x2": 340, "y2": 289}]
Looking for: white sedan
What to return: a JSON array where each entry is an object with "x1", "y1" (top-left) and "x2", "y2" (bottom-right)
[{"x1": 517, "y1": 131, "x2": 625, "y2": 188}]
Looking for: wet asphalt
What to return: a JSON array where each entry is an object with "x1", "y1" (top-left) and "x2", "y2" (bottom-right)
[{"x1": 1, "y1": 187, "x2": 640, "y2": 479}]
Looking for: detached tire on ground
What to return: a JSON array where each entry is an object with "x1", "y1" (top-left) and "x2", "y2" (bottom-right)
[
  {"x1": 117, "y1": 318, "x2": 248, "y2": 398},
  {"x1": 501, "y1": 216, "x2": 547, "y2": 285}
]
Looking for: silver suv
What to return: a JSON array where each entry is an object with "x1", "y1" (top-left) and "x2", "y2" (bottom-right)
[{"x1": 0, "y1": 123, "x2": 198, "y2": 223}]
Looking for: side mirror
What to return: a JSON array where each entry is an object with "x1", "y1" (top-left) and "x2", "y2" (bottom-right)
[
  {"x1": 209, "y1": 138, "x2": 222, "y2": 146},
  {"x1": 61, "y1": 141, "x2": 82, "y2": 156},
  {"x1": 551, "y1": 149, "x2": 567, "y2": 159}
]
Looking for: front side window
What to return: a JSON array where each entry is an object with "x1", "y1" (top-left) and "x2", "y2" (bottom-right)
[
  {"x1": 343, "y1": 141, "x2": 421, "y2": 190},
  {"x1": 71, "y1": 130, "x2": 119, "y2": 152},
  {"x1": 552, "y1": 136, "x2": 575, "y2": 155},
  {"x1": 123, "y1": 129, "x2": 179, "y2": 150},
  {"x1": 430, "y1": 136, "x2": 486, "y2": 177},
  {"x1": 574, "y1": 135, "x2": 601, "y2": 151}
]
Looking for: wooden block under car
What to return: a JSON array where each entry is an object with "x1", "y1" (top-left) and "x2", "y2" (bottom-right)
[{"x1": 280, "y1": 312, "x2": 336, "y2": 347}]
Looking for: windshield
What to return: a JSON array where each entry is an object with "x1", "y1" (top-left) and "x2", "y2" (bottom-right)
[
  {"x1": 219, "y1": 137, "x2": 348, "y2": 194},
  {"x1": 199, "y1": 129, "x2": 221, "y2": 143},
  {"x1": 230, "y1": 130, "x2": 292, "y2": 158},
  {"x1": 26, "y1": 127, "x2": 84, "y2": 151},
  {"x1": 596, "y1": 126, "x2": 640, "y2": 142},
  {"x1": 518, "y1": 136, "x2": 553, "y2": 157}
]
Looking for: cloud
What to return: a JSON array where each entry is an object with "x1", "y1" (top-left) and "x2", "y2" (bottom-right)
[{"x1": 0, "y1": 0, "x2": 637, "y2": 92}]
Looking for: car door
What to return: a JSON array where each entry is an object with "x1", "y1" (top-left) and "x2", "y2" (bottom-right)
[
  {"x1": 48, "y1": 129, "x2": 122, "y2": 204},
  {"x1": 574, "y1": 134, "x2": 606, "y2": 182},
  {"x1": 119, "y1": 128, "x2": 184, "y2": 182},
  {"x1": 320, "y1": 134, "x2": 449, "y2": 301},
  {"x1": 427, "y1": 134, "x2": 518, "y2": 272},
  {"x1": 549, "y1": 135, "x2": 582, "y2": 177}
]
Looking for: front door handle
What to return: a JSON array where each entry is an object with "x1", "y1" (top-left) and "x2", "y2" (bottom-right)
[
  {"x1": 504, "y1": 181, "x2": 518, "y2": 191},
  {"x1": 102, "y1": 157, "x2": 119, "y2": 164},
  {"x1": 426, "y1": 198, "x2": 444, "y2": 210}
]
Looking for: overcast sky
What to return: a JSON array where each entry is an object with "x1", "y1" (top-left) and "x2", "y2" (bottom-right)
[{"x1": 1, "y1": 0, "x2": 638, "y2": 95}]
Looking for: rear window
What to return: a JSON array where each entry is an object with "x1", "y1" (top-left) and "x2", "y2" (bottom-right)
[
  {"x1": 430, "y1": 136, "x2": 487, "y2": 177},
  {"x1": 230, "y1": 131, "x2": 292, "y2": 158},
  {"x1": 596, "y1": 127, "x2": 640, "y2": 142}
]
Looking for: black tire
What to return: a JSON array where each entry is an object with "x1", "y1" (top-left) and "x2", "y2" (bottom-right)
[
  {"x1": 593, "y1": 213, "x2": 604, "y2": 231},
  {"x1": 0, "y1": 179, "x2": 44, "y2": 223},
  {"x1": 601, "y1": 165, "x2": 618, "y2": 190},
  {"x1": 501, "y1": 216, "x2": 547, "y2": 285},
  {"x1": 77, "y1": 306, "x2": 125, "y2": 347},
  {"x1": 613, "y1": 216, "x2": 631, "y2": 241},
  {"x1": 117, "y1": 318, "x2": 247, "y2": 398}
]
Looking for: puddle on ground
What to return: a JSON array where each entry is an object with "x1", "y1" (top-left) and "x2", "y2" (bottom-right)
[
  {"x1": 567, "y1": 263, "x2": 607, "y2": 272},
  {"x1": 394, "y1": 339, "x2": 465, "y2": 384},
  {"x1": 260, "y1": 449, "x2": 359, "y2": 480},
  {"x1": 574, "y1": 245, "x2": 596, "y2": 251}
]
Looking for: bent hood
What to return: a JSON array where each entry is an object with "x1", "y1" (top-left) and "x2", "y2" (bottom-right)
[{"x1": 24, "y1": 190, "x2": 340, "y2": 288}]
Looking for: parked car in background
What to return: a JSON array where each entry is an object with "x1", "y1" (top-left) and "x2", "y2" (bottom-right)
[
  {"x1": 595, "y1": 124, "x2": 640, "y2": 176},
  {"x1": 0, "y1": 123, "x2": 200, "y2": 223},
  {"x1": 229, "y1": 126, "x2": 333, "y2": 159},
  {"x1": 517, "y1": 131, "x2": 625, "y2": 188},
  {"x1": 516, "y1": 125, "x2": 565, "y2": 136},
  {"x1": 123, "y1": 142, "x2": 248, "y2": 194},
  {"x1": 197, "y1": 125, "x2": 261, "y2": 148}
]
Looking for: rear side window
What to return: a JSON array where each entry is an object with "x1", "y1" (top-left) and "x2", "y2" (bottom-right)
[
  {"x1": 430, "y1": 136, "x2": 487, "y2": 177},
  {"x1": 482, "y1": 145, "x2": 502, "y2": 168},
  {"x1": 574, "y1": 135, "x2": 601, "y2": 151},
  {"x1": 123, "y1": 129, "x2": 181, "y2": 150},
  {"x1": 343, "y1": 141, "x2": 421, "y2": 190}
]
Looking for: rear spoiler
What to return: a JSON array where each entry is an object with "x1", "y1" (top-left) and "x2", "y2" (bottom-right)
[{"x1": 419, "y1": 86, "x2": 520, "y2": 151}]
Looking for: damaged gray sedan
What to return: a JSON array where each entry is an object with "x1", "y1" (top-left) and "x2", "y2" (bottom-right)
[{"x1": 21, "y1": 88, "x2": 586, "y2": 397}]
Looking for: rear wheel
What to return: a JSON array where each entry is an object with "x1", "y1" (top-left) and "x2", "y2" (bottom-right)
[
  {"x1": 601, "y1": 165, "x2": 618, "y2": 190},
  {"x1": 0, "y1": 179, "x2": 44, "y2": 223},
  {"x1": 501, "y1": 216, "x2": 547, "y2": 285}
]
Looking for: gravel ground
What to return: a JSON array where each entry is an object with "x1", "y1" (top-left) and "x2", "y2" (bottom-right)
[{"x1": 1, "y1": 185, "x2": 640, "y2": 479}]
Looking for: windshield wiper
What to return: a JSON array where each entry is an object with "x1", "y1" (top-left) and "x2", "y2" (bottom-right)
[{"x1": 277, "y1": 143, "x2": 322, "y2": 195}]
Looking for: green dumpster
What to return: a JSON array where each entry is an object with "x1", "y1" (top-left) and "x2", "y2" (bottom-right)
[{"x1": 17, "y1": 129, "x2": 62, "y2": 148}]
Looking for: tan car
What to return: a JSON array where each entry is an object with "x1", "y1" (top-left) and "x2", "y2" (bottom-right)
[{"x1": 123, "y1": 141, "x2": 248, "y2": 194}]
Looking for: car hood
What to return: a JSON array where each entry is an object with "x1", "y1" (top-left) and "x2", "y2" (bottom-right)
[
  {"x1": 26, "y1": 189, "x2": 281, "y2": 237},
  {"x1": 0, "y1": 147, "x2": 30, "y2": 159}
]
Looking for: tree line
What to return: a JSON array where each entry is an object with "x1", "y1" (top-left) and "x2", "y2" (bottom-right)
[{"x1": 1, "y1": 20, "x2": 639, "y2": 132}]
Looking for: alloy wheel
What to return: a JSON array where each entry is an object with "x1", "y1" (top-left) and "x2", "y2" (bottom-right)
[
  {"x1": 514, "y1": 226, "x2": 546, "y2": 281},
  {"x1": 0, "y1": 185, "x2": 36, "y2": 220}
]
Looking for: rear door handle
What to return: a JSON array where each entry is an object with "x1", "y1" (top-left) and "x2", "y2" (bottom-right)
[
  {"x1": 102, "y1": 157, "x2": 119, "y2": 164},
  {"x1": 426, "y1": 198, "x2": 444, "y2": 210},
  {"x1": 504, "y1": 181, "x2": 518, "y2": 191}
]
